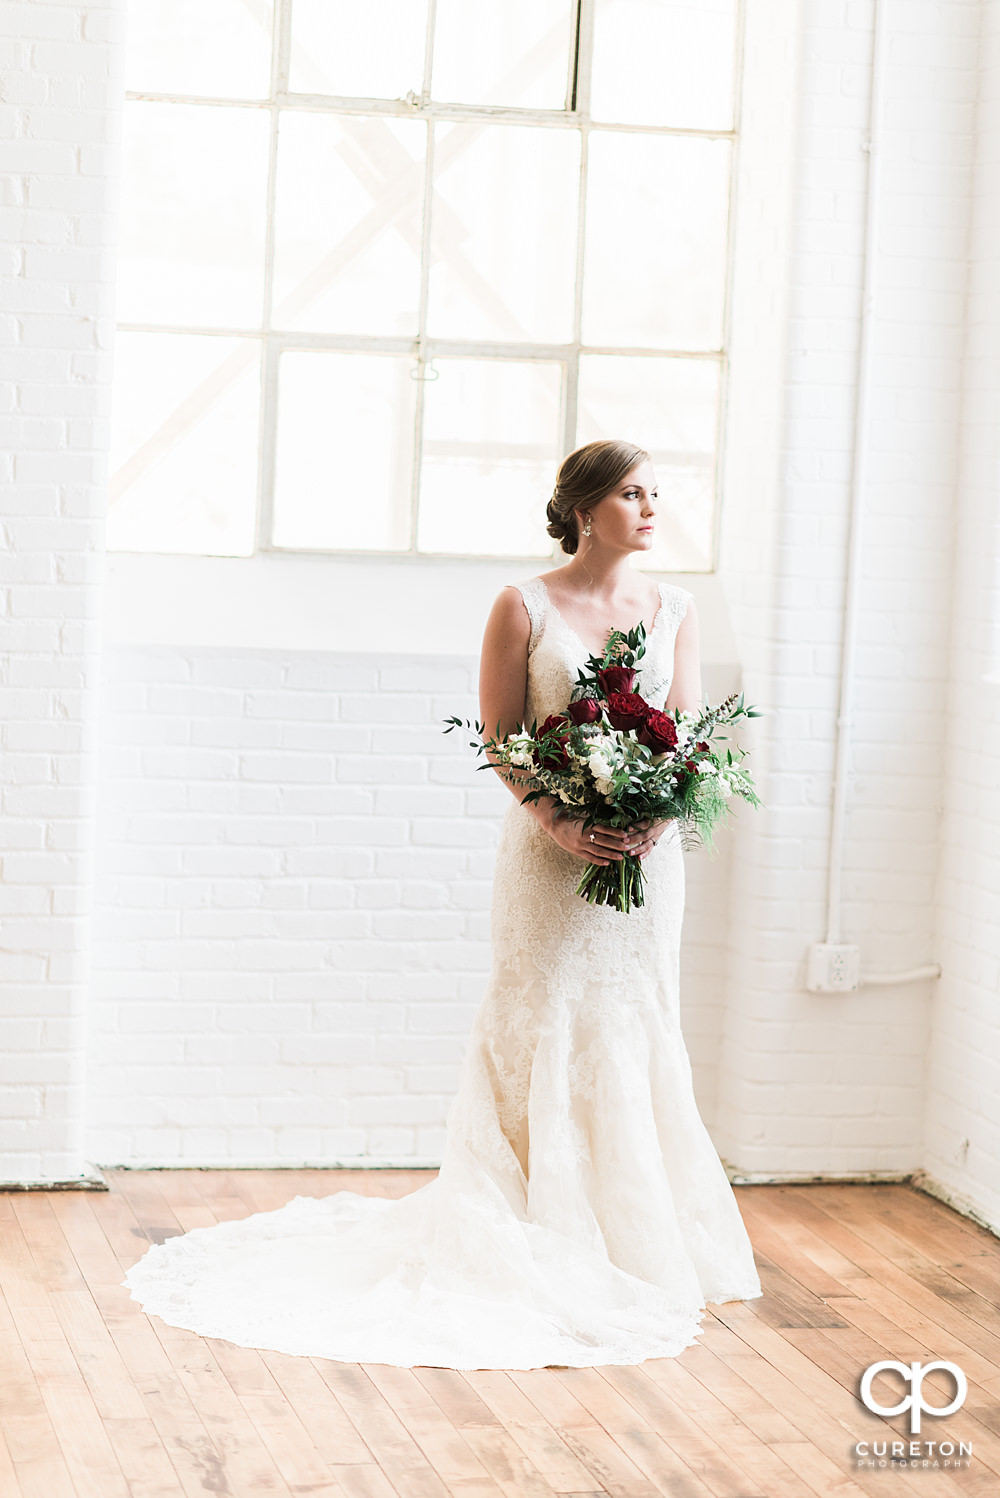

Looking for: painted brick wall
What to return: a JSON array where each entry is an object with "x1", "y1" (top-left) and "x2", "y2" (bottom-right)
[
  {"x1": 924, "y1": 0, "x2": 1000, "y2": 1234},
  {"x1": 715, "y1": 0, "x2": 977, "y2": 1177},
  {"x1": 86, "y1": 647, "x2": 731, "y2": 1166},
  {"x1": 0, "y1": 1, "x2": 122, "y2": 1182}
]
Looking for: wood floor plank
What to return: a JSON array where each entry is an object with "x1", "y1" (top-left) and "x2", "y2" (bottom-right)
[
  {"x1": 506, "y1": 1370, "x2": 597, "y2": 1429},
  {"x1": 413, "y1": 1368, "x2": 504, "y2": 1429},
  {"x1": 825, "y1": 1291, "x2": 999, "y2": 1388},
  {"x1": 258, "y1": 1349, "x2": 373, "y2": 1465},
  {"x1": 750, "y1": 1249, "x2": 852, "y2": 1330},
  {"x1": 97, "y1": 1416, "x2": 186, "y2": 1498},
  {"x1": 47, "y1": 1193, "x2": 133, "y2": 1285},
  {"x1": 598, "y1": 1363, "x2": 782, "y2": 1498},
  {"x1": 640, "y1": 1352, "x2": 821, "y2": 1498},
  {"x1": 27, "y1": 1344, "x2": 133, "y2": 1498},
  {"x1": 143, "y1": 1171, "x2": 223, "y2": 1234},
  {"x1": 327, "y1": 1464, "x2": 400, "y2": 1498},
  {"x1": 235, "y1": 1390, "x2": 343, "y2": 1495},
  {"x1": 837, "y1": 1184, "x2": 995, "y2": 1262},
  {"x1": 780, "y1": 1193, "x2": 1000, "y2": 1365},
  {"x1": 148, "y1": 1316, "x2": 297, "y2": 1496},
  {"x1": 11, "y1": 1195, "x2": 89, "y2": 1296},
  {"x1": 5, "y1": 1172, "x2": 998, "y2": 1498},
  {"x1": 785, "y1": 1322, "x2": 1000, "y2": 1481},
  {"x1": 807, "y1": 1187, "x2": 1000, "y2": 1335},
  {"x1": 0, "y1": 1425, "x2": 25, "y2": 1498},
  {"x1": 316, "y1": 1362, "x2": 454, "y2": 1498},
  {"x1": 460, "y1": 1370, "x2": 601, "y2": 1491},
  {"x1": 457, "y1": 1426, "x2": 564, "y2": 1498},
  {"x1": 712, "y1": 1304, "x2": 974, "y2": 1498},
  {"x1": 556, "y1": 1424, "x2": 682, "y2": 1498},
  {"x1": 0, "y1": 1334, "x2": 93, "y2": 1498},
  {"x1": 88, "y1": 1183, "x2": 155, "y2": 1269},
  {"x1": 363, "y1": 1365, "x2": 503, "y2": 1489}
]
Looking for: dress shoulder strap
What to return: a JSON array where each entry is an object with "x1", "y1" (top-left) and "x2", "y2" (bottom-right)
[
  {"x1": 657, "y1": 581, "x2": 694, "y2": 634},
  {"x1": 510, "y1": 577, "x2": 548, "y2": 656}
]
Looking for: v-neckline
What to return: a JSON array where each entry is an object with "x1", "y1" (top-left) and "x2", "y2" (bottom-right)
[{"x1": 536, "y1": 577, "x2": 665, "y2": 661}]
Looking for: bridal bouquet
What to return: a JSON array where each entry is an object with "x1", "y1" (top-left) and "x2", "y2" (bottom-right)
[{"x1": 444, "y1": 623, "x2": 760, "y2": 913}]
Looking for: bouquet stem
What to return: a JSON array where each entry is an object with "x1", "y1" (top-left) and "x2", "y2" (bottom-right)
[{"x1": 575, "y1": 853, "x2": 646, "y2": 913}]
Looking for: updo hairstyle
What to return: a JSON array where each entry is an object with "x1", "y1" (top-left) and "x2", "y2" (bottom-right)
[{"x1": 545, "y1": 438, "x2": 651, "y2": 555}]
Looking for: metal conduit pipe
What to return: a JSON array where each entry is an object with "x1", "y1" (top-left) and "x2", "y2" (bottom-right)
[{"x1": 808, "y1": 0, "x2": 940, "y2": 993}]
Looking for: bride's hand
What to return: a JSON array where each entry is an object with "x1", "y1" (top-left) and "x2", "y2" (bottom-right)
[
  {"x1": 631, "y1": 818, "x2": 673, "y2": 862},
  {"x1": 537, "y1": 810, "x2": 638, "y2": 866}
]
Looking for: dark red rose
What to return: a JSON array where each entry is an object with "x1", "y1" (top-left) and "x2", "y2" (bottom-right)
[
  {"x1": 638, "y1": 710, "x2": 679, "y2": 755},
  {"x1": 598, "y1": 664, "x2": 637, "y2": 696},
  {"x1": 605, "y1": 692, "x2": 649, "y2": 732},
  {"x1": 533, "y1": 713, "x2": 571, "y2": 769},
  {"x1": 696, "y1": 740, "x2": 710, "y2": 753},
  {"x1": 567, "y1": 696, "x2": 602, "y2": 725}
]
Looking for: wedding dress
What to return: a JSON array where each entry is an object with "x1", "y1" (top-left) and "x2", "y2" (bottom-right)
[{"x1": 121, "y1": 576, "x2": 762, "y2": 1369}]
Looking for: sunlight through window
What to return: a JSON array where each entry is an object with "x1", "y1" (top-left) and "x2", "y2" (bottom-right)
[{"x1": 110, "y1": 0, "x2": 739, "y2": 568}]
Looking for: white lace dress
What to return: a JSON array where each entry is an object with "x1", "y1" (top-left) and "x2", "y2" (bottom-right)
[{"x1": 121, "y1": 577, "x2": 762, "y2": 1369}]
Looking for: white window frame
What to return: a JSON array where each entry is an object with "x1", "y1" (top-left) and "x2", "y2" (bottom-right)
[{"x1": 118, "y1": 0, "x2": 743, "y2": 567}]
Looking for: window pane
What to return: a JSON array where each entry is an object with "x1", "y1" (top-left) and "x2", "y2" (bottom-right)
[
  {"x1": 272, "y1": 113, "x2": 424, "y2": 336},
  {"x1": 591, "y1": 0, "x2": 737, "y2": 130},
  {"x1": 576, "y1": 355, "x2": 718, "y2": 571},
  {"x1": 272, "y1": 353, "x2": 416, "y2": 550},
  {"x1": 289, "y1": 0, "x2": 428, "y2": 99},
  {"x1": 432, "y1": 0, "x2": 574, "y2": 109},
  {"x1": 418, "y1": 360, "x2": 561, "y2": 556},
  {"x1": 117, "y1": 102, "x2": 269, "y2": 329},
  {"x1": 108, "y1": 333, "x2": 259, "y2": 556},
  {"x1": 123, "y1": 0, "x2": 273, "y2": 99},
  {"x1": 583, "y1": 134, "x2": 730, "y2": 351},
  {"x1": 427, "y1": 124, "x2": 579, "y2": 343}
]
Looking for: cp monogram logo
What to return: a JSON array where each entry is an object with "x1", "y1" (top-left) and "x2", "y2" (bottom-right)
[{"x1": 860, "y1": 1360, "x2": 967, "y2": 1434}]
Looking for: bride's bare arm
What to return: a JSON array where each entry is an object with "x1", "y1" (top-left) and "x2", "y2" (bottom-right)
[{"x1": 478, "y1": 587, "x2": 631, "y2": 866}]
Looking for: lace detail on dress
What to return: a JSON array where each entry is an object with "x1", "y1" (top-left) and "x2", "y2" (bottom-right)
[
  {"x1": 658, "y1": 581, "x2": 693, "y2": 632},
  {"x1": 639, "y1": 582, "x2": 692, "y2": 705},
  {"x1": 120, "y1": 571, "x2": 761, "y2": 1372},
  {"x1": 512, "y1": 577, "x2": 548, "y2": 657}
]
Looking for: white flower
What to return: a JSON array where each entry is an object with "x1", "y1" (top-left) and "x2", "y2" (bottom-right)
[
  {"x1": 588, "y1": 750, "x2": 613, "y2": 780},
  {"x1": 595, "y1": 776, "x2": 615, "y2": 797}
]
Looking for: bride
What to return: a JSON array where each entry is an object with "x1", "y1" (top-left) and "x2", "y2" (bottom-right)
[{"x1": 122, "y1": 437, "x2": 762, "y2": 1370}]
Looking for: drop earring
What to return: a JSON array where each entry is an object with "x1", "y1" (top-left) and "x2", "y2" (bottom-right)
[{"x1": 583, "y1": 515, "x2": 592, "y2": 538}]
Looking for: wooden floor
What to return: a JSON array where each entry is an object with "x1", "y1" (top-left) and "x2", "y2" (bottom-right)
[{"x1": 1, "y1": 1173, "x2": 998, "y2": 1498}]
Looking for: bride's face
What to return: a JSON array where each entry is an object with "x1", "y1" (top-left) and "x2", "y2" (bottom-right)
[{"x1": 588, "y1": 462, "x2": 658, "y2": 554}]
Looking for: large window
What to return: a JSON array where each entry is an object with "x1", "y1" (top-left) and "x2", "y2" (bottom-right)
[{"x1": 110, "y1": 0, "x2": 739, "y2": 569}]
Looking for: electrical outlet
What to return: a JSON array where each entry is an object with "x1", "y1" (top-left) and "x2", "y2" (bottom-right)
[{"x1": 806, "y1": 942, "x2": 861, "y2": 992}]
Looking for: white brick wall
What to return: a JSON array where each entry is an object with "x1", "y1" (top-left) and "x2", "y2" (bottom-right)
[
  {"x1": 924, "y1": 0, "x2": 1000, "y2": 1235},
  {"x1": 86, "y1": 647, "x2": 731, "y2": 1165},
  {"x1": 0, "y1": 1, "x2": 122, "y2": 1183},
  {"x1": 715, "y1": 0, "x2": 977, "y2": 1178}
]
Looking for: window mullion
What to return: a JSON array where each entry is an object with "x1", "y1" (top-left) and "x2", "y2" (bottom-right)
[
  {"x1": 275, "y1": 0, "x2": 292, "y2": 91},
  {"x1": 255, "y1": 0, "x2": 288, "y2": 555},
  {"x1": 422, "y1": 0, "x2": 438, "y2": 103},
  {"x1": 409, "y1": 114, "x2": 437, "y2": 555},
  {"x1": 565, "y1": 0, "x2": 594, "y2": 469},
  {"x1": 572, "y1": 0, "x2": 595, "y2": 118}
]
